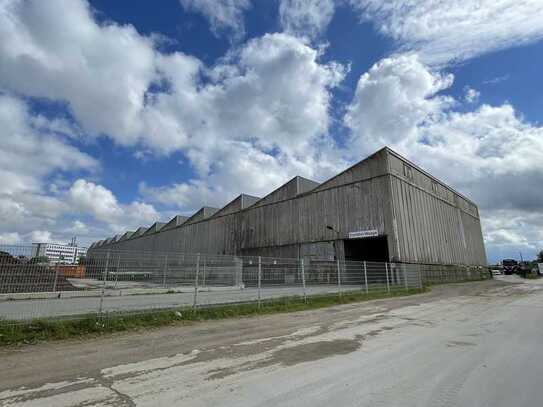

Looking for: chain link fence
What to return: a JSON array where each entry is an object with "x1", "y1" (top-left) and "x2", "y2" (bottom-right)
[{"x1": 0, "y1": 245, "x2": 489, "y2": 324}]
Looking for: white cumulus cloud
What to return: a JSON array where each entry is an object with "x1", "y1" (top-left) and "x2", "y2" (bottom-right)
[
  {"x1": 0, "y1": 0, "x2": 157, "y2": 142},
  {"x1": 279, "y1": 0, "x2": 336, "y2": 39},
  {"x1": 139, "y1": 33, "x2": 348, "y2": 208},
  {"x1": 68, "y1": 179, "x2": 159, "y2": 232},
  {"x1": 464, "y1": 87, "x2": 480, "y2": 104},
  {"x1": 0, "y1": 0, "x2": 351, "y2": 246},
  {"x1": 0, "y1": 232, "x2": 22, "y2": 245},
  {"x1": 30, "y1": 230, "x2": 52, "y2": 243},
  {"x1": 0, "y1": 93, "x2": 99, "y2": 243},
  {"x1": 68, "y1": 180, "x2": 124, "y2": 223},
  {"x1": 345, "y1": 54, "x2": 454, "y2": 154},
  {"x1": 345, "y1": 54, "x2": 543, "y2": 258},
  {"x1": 179, "y1": 0, "x2": 251, "y2": 40},
  {"x1": 351, "y1": 0, "x2": 543, "y2": 65}
]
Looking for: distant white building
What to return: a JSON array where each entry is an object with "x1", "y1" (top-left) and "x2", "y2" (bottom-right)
[{"x1": 31, "y1": 240, "x2": 87, "y2": 264}]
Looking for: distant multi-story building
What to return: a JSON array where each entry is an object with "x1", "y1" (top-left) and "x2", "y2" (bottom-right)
[{"x1": 31, "y1": 239, "x2": 86, "y2": 264}]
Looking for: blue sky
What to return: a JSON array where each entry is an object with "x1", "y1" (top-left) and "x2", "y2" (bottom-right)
[{"x1": 1, "y1": 0, "x2": 542, "y2": 264}]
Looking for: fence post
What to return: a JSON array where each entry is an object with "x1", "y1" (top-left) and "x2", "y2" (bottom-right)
[
  {"x1": 419, "y1": 265, "x2": 423, "y2": 289},
  {"x1": 103, "y1": 251, "x2": 110, "y2": 285},
  {"x1": 301, "y1": 258, "x2": 307, "y2": 303},
  {"x1": 403, "y1": 264, "x2": 408, "y2": 291},
  {"x1": 179, "y1": 254, "x2": 184, "y2": 283},
  {"x1": 363, "y1": 261, "x2": 368, "y2": 294},
  {"x1": 162, "y1": 254, "x2": 168, "y2": 288},
  {"x1": 257, "y1": 256, "x2": 262, "y2": 308},
  {"x1": 202, "y1": 256, "x2": 206, "y2": 287},
  {"x1": 98, "y1": 251, "x2": 110, "y2": 318},
  {"x1": 337, "y1": 259, "x2": 342, "y2": 298},
  {"x1": 53, "y1": 263, "x2": 59, "y2": 292},
  {"x1": 193, "y1": 253, "x2": 200, "y2": 309},
  {"x1": 114, "y1": 255, "x2": 120, "y2": 289},
  {"x1": 385, "y1": 262, "x2": 390, "y2": 293}
]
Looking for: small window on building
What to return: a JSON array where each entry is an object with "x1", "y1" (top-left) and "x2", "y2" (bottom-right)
[{"x1": 403, "y1": 164, "x2": 414, "y2": 181}]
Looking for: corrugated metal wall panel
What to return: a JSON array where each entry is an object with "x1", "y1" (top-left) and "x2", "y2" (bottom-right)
[{"x1": 390, "y1": 175, "x2": 486, "y2": 265}]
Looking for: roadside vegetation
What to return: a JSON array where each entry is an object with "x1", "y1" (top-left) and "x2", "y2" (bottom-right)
[{"x1": 0, "y1": 287, "x2": 427, "y2": 346}]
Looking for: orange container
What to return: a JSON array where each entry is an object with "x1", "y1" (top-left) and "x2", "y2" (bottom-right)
[{"x1": 58, "y1": 265, "x2": 86, "y2": 278}]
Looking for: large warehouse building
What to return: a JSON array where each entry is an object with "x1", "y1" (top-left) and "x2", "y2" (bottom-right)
[{"x1": 88, "y1": 147, "x2": 487, "y2": 266}]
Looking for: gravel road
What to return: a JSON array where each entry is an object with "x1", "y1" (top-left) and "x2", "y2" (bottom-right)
[{"x1": 1, "y1": 278, "x2": 542, "y2": 406}]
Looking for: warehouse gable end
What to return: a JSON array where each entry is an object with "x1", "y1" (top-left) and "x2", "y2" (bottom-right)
[
  {"x1": 129, "y1": 226, "x2": 148, "y2": 240},
  {"x1": 162, "y1": 215, "x2": 189, "y2": 231},
  {"x1": 250, "y1": 176, "x2": 319, "y2": 209},
  {"x1": 142, "y1": 222, "x2": 166, "y2": 236},
  {"x1": 314, "y1": 148, "x2": 390, "y2": 192},
  {"x1": 185, "y1": 207, "x2": 220, "y2": 225},
  {"x1": 118, "y1": 231, "x2": 135, "y2": 241},
  {"x1": 211, "y1": 194, "x2": 261, "y2": 219}
]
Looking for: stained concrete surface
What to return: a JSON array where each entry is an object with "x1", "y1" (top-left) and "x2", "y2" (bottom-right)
[{"x1": 1, "y1": 279, "x2": 543, "y2": 406}]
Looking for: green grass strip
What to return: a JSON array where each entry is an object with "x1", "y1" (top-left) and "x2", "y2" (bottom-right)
[
  {"x1": 422, "y1": 277, "x2": 489, "y2": 287},
  {"x1": 0, "y1": 287, "x2": 427, "y2": 346}
]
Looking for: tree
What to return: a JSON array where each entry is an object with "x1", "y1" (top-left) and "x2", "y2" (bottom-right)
[
  {"x1": 538, "y1": 250, "x2": 543, "y2": 263},
  {"x1": 29, "y1": 256, "x2": 49, "y2": 264},
  {"x1": 0, "y1": 251, "x2": 18, "y2": 264}
]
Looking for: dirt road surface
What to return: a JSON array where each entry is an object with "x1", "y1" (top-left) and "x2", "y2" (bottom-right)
[{"x1": 1, "y1": 278, "x2": 542, "y2": 406}]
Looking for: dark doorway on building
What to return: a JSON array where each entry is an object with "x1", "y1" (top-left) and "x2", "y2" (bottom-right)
[{"x1": 343, "y1": 236, "x2": 389, "y2": 262}]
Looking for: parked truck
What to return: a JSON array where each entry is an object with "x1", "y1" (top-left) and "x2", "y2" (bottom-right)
[{"x1": 502, "y1": 259, "x2": 519, "y2": 275}]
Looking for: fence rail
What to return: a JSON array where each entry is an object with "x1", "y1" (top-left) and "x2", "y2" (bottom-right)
[{"x1": 0, "y1": 245, "x2": 490, "y2": 323}]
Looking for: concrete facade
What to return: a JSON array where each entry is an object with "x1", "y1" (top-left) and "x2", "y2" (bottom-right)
[
  {"x1": 89, "y1": 147, "x2": 487, "y2": 266},
  {"x1": 32, "y1": 243, "x2": 87, "y2": 264}
]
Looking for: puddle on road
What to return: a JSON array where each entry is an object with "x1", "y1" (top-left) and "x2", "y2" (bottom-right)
[
  {"x1": 207, "y1": 338, "x2": 361, "y2": 380},
  {"x1": 272, "y1": 339, "x2": 361, "y2": 366}
]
